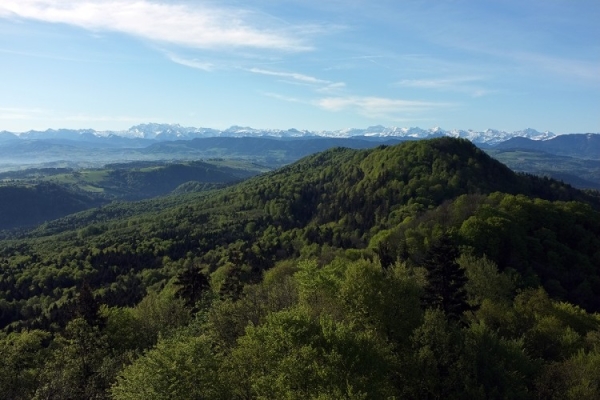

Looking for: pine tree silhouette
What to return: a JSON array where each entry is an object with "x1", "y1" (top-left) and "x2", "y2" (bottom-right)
[
  {"x1": 76, "y1": 281, "x2": 105, "y2": 328},
  {"x1": 421, "y1": 234, "x2": 470, "y2": 321},
  {"x1": 175, "y1": 266, "x2": 210, "y2": 311}
]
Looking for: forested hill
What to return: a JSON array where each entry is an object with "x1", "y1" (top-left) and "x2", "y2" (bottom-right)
[
  {"x1": 0, "y1": 160, "x2": 264, "y2": 231},
  {"x1": 225, "y1": 136, "x2": 598, "y2": 230},
  {"x1": 0, "y1": 183, "x2": 105, "y2": 230},
  {"x1": 2, "y1": 137, "x2": 600, "y2": 398}
]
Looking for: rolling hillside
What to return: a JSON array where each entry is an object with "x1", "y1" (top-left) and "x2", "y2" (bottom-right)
[
  {"x1": 0, "y1": 160, "x2": 265, "y2": 231},
  {"x1": 0, "y1": 183, "x2": 105, "y2": 230},
  {"x1": 1, "y1": 137, "x2": 600, "y2": 399},
  {"x1": 3, "y1": 137, "x2": 599, "y2": 326}
]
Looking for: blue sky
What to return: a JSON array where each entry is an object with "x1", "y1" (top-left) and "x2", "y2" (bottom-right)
[{"x1": 0, "y1": 0, "x2": 598, "y2": 134}]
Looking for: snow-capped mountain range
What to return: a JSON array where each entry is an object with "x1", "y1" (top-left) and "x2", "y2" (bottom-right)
[{"x1": 0, "y1": 123, "x2": 564, "y2": 145}]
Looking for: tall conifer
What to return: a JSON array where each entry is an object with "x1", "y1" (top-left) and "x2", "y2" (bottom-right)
[{"x1": 421, "y1": 234, "x2": 470, "y2": 321}]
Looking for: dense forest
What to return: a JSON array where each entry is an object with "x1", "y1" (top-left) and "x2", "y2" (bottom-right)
[{"x1": 1, "y1": 137, "x2": 600, "y2": 399}]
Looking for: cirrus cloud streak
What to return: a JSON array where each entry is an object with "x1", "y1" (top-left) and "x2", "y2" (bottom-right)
[
  {"x1": 248, "y1": 68, "x2": 346, "y2": 92},
  {"x1": 315, "y1": 96, "x2": 454, "y2": 119},
  {"x1": 396, "y1": 76, "x2": 492, "y2": 97},
  {"x1": 249, "y1": 68, "x2": 331, "y2": 85}
]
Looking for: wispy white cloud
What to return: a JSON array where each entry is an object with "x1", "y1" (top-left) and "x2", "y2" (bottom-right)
[
  {"x1": 249, "y1": 68, "x2": 329, "y2": 85},
  {"x1": 315, "y1": 96, "x2": 454, "y2": 119},
  {"x1": 443, "y1": 38, "x2": 600, "y2": 86},
  {"x1": 249, "y1": 67, "x2": 346, "y2": 95},
  {"x1": 168, "y1": 54, "x2": 214, "y2": 71},
  {"x1": 0, "y1": 47, "x2": 104, "y2": 63},
  {"x1": 510, "y1": 51, "x2": 600, "y2": 84},
  {"x1": 261, "y1": 91, "x2": 453, "y2": 120},
  {"x1": 397, "y1": 76, "x2": 480, "y2": 89},
  {"x1": 396, "y1": 76, "x2": 492, "y2": 97},
  {"x1": 0, "y1": 0, "x2": 312, "y2": 51},
  {"x1": 317, "y1": 82, "x2": 346, "y2": 94},
  {"x1": 0, "y1": 107, "x2": 47, "y2": 120},
  {"x1": 262, "y1": 92, "x2": 305, "y2": 104}
]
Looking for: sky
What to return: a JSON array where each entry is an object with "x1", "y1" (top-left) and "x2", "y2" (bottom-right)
[{"x1": 0, "y1": 0, "x2": 598, "y2": 134}]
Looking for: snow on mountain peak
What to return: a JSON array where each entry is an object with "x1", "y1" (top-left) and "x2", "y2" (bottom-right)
[{"x1": 4, "y1": 123, "x2": 566, "y2": 145}]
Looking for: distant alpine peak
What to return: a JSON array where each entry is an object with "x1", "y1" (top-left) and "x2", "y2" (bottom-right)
[
  {"x1": 124, "y1": 123, "x2": 220, "y2": 139},
  {"x1": 8, "y1": 123, "x2": 565, "y2": 145}
]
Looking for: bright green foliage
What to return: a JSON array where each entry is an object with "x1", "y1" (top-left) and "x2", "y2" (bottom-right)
[
  {"x1": 101, "y1": 306, "x2": 143, "y2": 354},
  {"x1": 0, "y1": 329, "x2": 49, "y2": 400},
  {"x1": 123, "y1": 287, "x2": 190, "y2": 350},
  {"x1": 206, "y1": 274, "x2": 298, "y2": 351},
  {"x1": 112, "y1": 334, "x2": 225, "y2": 400},
  {"x1": 224, "y1": 307, "x2": 397, "y2": 399},
  {"x1": 536, "y1": 349, "x2": 600, "y2": 399},
  {"x1": 33, "y1": 318, "x2": 111, "y2": 400},
  {"x1": 459, "y1": 254, "x2": 517, "y2": 306},
  {"x1": 476, "y1": 288, "x2": 600, "y2": 361},
  {"x1": 407, "y1": 310, "x2": 535, "y2": 400},
  {"x1": 339, "y1": 259, "x2": 423, "y2": 347},
  {"x1": 99, "y1": 286, "x2": 192, "y2": 371},
  {"x1": 513, "y1": 289, "x2": 589, "y2": 360},
  {"x1": 408, "y1": 309, "x2": 466, "y2": 399},
  {"x1": 295, "y1": 259, "x2": 346, "y2": 318},
  {"x1": 460, "y1": 322, "x2": 535, "y2": 400}
]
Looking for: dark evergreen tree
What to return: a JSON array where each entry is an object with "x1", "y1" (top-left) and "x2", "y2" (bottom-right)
[
  {"x1": 76, "y1": 281, "x2": 105, "y2": 328},
  {"x1": 377, "y1": 241, "x2": 396, "y2": 269},
  {"x1": 421, "y1": 234, "x2": 471, "y2": 321},
  {"x1": 175, "y1": 266, "x2": 210, "y2": 311},
  {"x1": 218, "y1": 271, "x2": 244, "y2": 301}
]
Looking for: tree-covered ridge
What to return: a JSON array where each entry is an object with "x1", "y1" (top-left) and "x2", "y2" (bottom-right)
[
  {"x1": 204, "y1": 138, "x2": 597, "y2": 233},
  {"x1": 1, "y1": 137, "x2": 600, "y2": 398},
  {"x1": 0, "y1": 183, "x2": 105, "y2": 230},
  {"x1": 0, "y1": 159, "x2": 264, "y2": 232}
]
